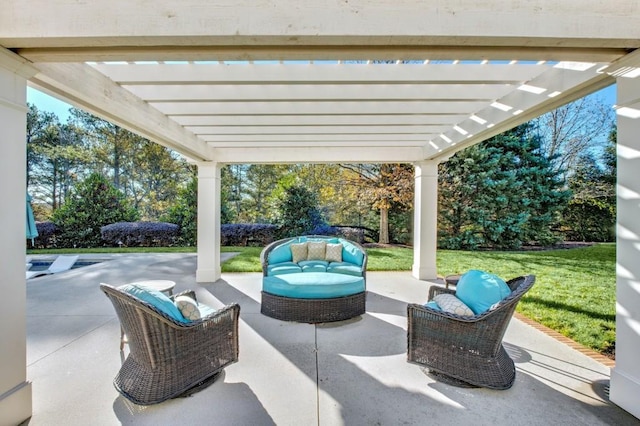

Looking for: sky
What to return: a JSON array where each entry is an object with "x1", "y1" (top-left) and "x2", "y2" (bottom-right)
[{"x1": 27, "y1": 84, "x2": 618, "y2": 124}]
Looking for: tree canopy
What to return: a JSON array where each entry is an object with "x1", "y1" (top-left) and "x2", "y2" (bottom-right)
[
  {"x1": 27, "y1": 93, "x2": 617, "y2": 248},
  {"x1": 438, "y1": 124, "x2": 569, "y2": 249}
]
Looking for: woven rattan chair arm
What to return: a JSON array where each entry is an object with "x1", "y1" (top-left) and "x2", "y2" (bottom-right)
[
  {"x1": 427, "y1": 286, "x2": 456, "y2": 300},
  {"x1": 201, "y1": 303, "x2": 240, "y2": 322},
  {"x1": 407, "y1": 302, "x2": 483, "y2": 323},
  {"x1": 171, "y1": 290, "x2": 197, "y2": 302}
]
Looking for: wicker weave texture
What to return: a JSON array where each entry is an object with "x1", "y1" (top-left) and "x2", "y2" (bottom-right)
[
  {"x1": 407, "y1": 275, "x2": 535, "y2": 390},
  {"x1": 260, "y1": 235, "x2": 368, "y2": 323},
  {"x1": 101, "y1": 284, "x2": 240, "y2": 405},
  {"x1": 261, "y1": 291, "x2": 366, "y2": 323}
]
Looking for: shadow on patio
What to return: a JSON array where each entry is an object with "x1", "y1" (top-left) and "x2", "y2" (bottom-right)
[{"x1": 23, "y1": 254, "x2": 639, "y2": 425}]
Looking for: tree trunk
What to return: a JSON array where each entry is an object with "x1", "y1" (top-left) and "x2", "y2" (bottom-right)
[{"x1": 379, "y1": 207, "x2": 389, "y2": 244}]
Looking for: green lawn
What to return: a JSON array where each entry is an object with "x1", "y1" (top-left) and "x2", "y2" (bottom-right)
[
  {"x1": 28, "y1": 243, "x2": 616, "y2": 357},
  {"x1": 223, "y1": 243, "x2": 617, "y2": 357}
]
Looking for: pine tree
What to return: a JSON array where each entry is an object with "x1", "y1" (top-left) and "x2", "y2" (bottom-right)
[
  {"x1": 52, "y1": 173, "x2": 139, "y2": 248},
  {"x1": 278, "y1": 185, "x2": 325, "y2": 237},
  {"x1": 438, "y1": 124, "x2": 569, "y2": 249}
]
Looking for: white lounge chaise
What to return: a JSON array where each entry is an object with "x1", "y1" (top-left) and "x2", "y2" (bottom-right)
[{"x1": 26, "y1": 255, "x2": 79, "y2": 279}]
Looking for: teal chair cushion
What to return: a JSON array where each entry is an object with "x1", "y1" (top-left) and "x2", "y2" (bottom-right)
[{"x1": 119, "y1": 284, "x2": 187, "y2": 323}]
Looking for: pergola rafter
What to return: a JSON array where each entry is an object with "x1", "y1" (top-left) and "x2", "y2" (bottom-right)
[
  {"x1": 26, "y1": 60, "x2": 618, "y2": 163},
  {"x1": 2, "y1": 2, "x2": 640, "y2": 423}
]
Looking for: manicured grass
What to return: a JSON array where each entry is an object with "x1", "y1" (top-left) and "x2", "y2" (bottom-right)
[
  {"x1": 221, "y1": 247, "x2": 263, "y2": 272},
  {"x1": 29, "y1": 243, "x2": 617, "y2": 357},
  {"x1": 224, "y1": 243, "x2": 616, "y2": 356},
  {"x1": 437, "y1": 244, "x2": 616, "y2": 357}
]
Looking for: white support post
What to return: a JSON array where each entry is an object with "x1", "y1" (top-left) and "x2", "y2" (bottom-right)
[
  {"x1": 0, "y1": 54, "x2": 35, "y2": 426},
  {"x1": 412, "y1": 161, "x2": 438, "y2": 280},
  {"x1": 196, "y1": 162, "x2": 222, "y2": 282},
  {"x1": 610, "y1": 76, "x2": 640, "y2": 419}
]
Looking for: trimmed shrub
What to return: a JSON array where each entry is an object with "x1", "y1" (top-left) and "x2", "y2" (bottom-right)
[
  {"x1": 221, "y1": 223, "x2": 278, "y2": 246},
  {"x1": 101, "y1": 221, "x2": 180, "y2": 247},
  {"x1": 32, "y1": 221, "x2": 58, "y2": 249}
]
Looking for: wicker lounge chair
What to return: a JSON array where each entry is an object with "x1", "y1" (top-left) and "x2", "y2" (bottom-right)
[
  {"x1": 101, "y1": 284, "x2": 240, "y2": 405},
  {"x1": 407, "y1": 275, "x2": 535, "y2": 390}
]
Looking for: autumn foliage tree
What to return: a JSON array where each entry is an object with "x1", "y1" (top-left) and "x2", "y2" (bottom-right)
[{"x1": 340, "y1": 164, "x2": 414, "y2": 244}]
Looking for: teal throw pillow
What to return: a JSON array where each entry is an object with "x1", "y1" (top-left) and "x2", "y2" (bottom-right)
[{"x1": 455, "y1": 270, "x2": 511, "y2": 315}]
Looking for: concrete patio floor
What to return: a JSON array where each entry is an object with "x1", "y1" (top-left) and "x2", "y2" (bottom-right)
[{"x1": 23, "y1": 253, "x2": 639, "y2": 425}]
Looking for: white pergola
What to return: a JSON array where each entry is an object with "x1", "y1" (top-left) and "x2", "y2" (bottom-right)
[{"x1": 1, "y1": 1, "x2": 640, "y2": 423}]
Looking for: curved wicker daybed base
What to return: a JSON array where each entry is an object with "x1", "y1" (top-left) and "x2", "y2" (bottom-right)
[{"x1": 261, "y1": 291, "x2": 366, "y2": 323}]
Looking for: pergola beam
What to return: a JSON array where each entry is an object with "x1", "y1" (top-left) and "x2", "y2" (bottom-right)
[
  {"x1": 29, "y1": 62, "x2": 213, "y2": 161},
  {"x1": 92, "y1": 63, "x2": 548, "y2": 85},
  {"x1": 12, "y1": 46, "x2": 630, "y2": 64}
]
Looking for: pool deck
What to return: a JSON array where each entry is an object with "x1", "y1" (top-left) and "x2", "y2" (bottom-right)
[{"x1": 23, "y1": 253, "x2": 639, "y2": 425}]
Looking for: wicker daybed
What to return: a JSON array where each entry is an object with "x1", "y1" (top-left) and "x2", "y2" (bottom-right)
[{"x1": 260, "y1": 235, "x2": 367, "y2": 323}]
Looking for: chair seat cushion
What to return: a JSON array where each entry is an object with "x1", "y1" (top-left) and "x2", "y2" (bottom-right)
[
  {"x1": 267, "y1": 262, "x2": 303, "y2": 276},
  {"x1": 424, "y1": 300, "x2": 441, "y2": 310},
  {"x1": 326, "y1": 261, "x2": 363, "y2": 277},
  {"x1": 263, "y1": 272, "x2": 365, "y2": 299},
  {"x1": 119, "y1": 284, "x2": 187, "y2": 323},
  {"x1": 455, "y1": 270, "x2": 511, "y2": 314}
]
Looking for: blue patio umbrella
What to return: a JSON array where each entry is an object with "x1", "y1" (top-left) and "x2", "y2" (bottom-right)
[{"x1": 26, "y1": 193, "x2": 38, "y2": 245}]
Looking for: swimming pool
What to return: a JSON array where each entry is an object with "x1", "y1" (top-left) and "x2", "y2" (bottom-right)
[{"x1": 27, "y1": 259, "x2": 106, "y2": 272}]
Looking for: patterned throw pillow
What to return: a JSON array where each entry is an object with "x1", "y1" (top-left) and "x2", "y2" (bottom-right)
[
  {"x1": 433, "y1": 293, "x2": 475, "y2": 317},
  {"x1": 307, "y1": 240, "x2": 327, "y2": 260},
  {"x1": 325, "y1": 243, "x2": 343, "y2": 262},
  {"x1": 174, "y1": 295, "x2": 201, "y2": 321},
  {"x1": 290, "y1": 242, "x2": 308, "y2": 263}
]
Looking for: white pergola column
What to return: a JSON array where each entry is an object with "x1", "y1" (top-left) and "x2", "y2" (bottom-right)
[
  {"x1": 196, "y1": 162, "x2": 222, "y2": 283},
  {"x1": 610, "y1": 76, "x2": 640, "y2": 419},
  {"x1": 0, "y1": 54, "x2": 35, "y2": 425},
  {"x1": 412, "y1": 160, "x2": 438, "y2": 280}
]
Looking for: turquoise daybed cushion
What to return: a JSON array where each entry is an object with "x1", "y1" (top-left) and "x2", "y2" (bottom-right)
[
  {"x1": 327, "y1": 262, "x2": 363, "y2": 277},
  {"x1": 267, "y1": 262, "x2": 303, "y2": 276},
  {"x1": 455, "y1": 269, "x2": 511, "y2": 315},
  {"x1": 263, "y1": 272, "x2": 365, "y2": 299},
  {"x1": 268, "y1": 239, "x2": 296, "y2": 263},
  {"x1": 298, "y1": 260, "x2": 329, "y2": 273},
  {"x1": 339, "y1": 239, "x2": 365, "y2": 266}
]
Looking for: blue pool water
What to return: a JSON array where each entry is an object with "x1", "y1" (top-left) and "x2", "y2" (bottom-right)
[{"x1": 28, "y1": 260, "x2": 103, "y2": 271}]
